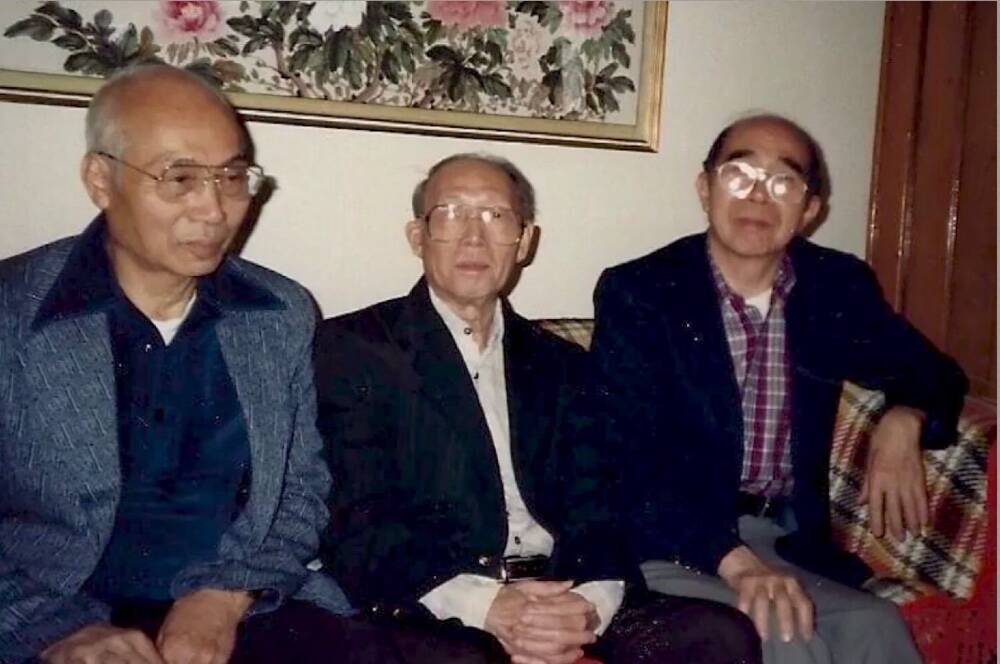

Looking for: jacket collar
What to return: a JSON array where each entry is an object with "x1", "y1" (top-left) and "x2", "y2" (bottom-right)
[{"x1": 32, "y1": 215, "x2": 281, "y2": 331}]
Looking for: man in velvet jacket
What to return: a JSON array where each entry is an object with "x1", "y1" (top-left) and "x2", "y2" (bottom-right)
[
  {"x1": 314, "y1": 153, "x2": 760, "y2": 664},
  {"x1": 589, "y1": 114, "x2": 967, "y2": 664}
]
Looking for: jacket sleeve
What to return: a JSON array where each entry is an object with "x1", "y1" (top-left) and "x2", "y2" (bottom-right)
[
  {"x1": 172, "y1": 293, "x2": 332, "y2": 612},
  {"x1": 837, "y1": 259, "x2": 967, "y2": 448},
  {"x1": 0, "y1": 565, "x2": 111, "y2": 662},
  {"x1": 590, "y1": 269, "x2": 743, "y2": 575}
]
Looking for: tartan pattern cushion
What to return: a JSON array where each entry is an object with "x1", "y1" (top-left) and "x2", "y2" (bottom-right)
[
  {"x1": 536, "y1": 318, "x2": 997, "y2": 606},
  {"x1": 829, "y1": 385, "x2": 996, "y2": 602}
]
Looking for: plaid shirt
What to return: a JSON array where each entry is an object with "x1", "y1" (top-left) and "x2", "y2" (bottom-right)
[{"x1": 711, "y1": 253, "x2": 796, "y2": 497}]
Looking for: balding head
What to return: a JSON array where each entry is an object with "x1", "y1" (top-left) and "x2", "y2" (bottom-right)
[{"x1": 85, "y1": 63, "x2": 242, "y2": 158}]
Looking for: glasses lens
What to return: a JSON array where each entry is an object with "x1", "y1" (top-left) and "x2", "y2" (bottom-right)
[
  {"x1": 158, "y1": 165, "x2": 204, "y2": 200},
  {"x1": 717, "y1": 161, "x2": 756, "y2": 199},
  {"x1": 767, "y1": 173, "x2": 806, "y2": 203},
  {"x1": 427, "y1": 204, "x2": 522, "y2": 244},
  {"x1": 216, "y1": 166, "x2": 254, "y2": 198}
]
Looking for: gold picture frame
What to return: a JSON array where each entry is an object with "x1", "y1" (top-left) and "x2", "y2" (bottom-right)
[{"x1": 0, "y1": 1, "x2": 667, "y2": 151}]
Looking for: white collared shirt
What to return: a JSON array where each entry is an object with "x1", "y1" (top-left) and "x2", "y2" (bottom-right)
[{"x1": 420, "y1": 288, "x2": 623, "y2": 634}]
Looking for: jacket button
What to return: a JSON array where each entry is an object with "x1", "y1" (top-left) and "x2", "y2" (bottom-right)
[{"x1": 478, "y1": 556, "x2": 490, "y2": 566}]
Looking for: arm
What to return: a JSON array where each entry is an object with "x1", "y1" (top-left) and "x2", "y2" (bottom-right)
[
  {"x1": 840, "y1": 260, "x2": 967, "y2": 448},
  {"x1": 314, "y1": 321, "x2": 473, "y2": 607}
]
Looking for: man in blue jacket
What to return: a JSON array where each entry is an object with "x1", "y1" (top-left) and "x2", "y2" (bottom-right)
[
  {"x1": 589, "y1": 113, "x2": 967, "y2": 663},
  {"x1": 0, "y1": 63, "x2": 465, "y2": 664}
]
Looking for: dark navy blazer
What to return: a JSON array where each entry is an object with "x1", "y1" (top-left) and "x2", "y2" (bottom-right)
[{"x1": 590, "y1": 233, "x2": 967, "y2": 587}]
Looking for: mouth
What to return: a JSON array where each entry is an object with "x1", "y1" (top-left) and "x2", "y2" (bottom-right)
[
  {"x1": 733, "y1": 216, "x2": 773, "y2": 230},
  {"x1": 455, "y1": 260, "x2": 490, "y2": 274},
  {"x1": 184, "y1": 240, "x2": 226, "y2": 260}
]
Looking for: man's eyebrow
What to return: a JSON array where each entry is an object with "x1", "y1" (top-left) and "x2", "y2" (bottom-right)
[
  {"x1": 723, "y1": 148, "x2": 807, "y2": 176},
  {"x1": 166, "y1": 153, "x2": 250, "y2": 167}
]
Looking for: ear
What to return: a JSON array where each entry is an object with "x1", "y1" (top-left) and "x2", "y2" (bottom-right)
[
  {"x1": 81, "y1": 152, "x2": 114, "y2": 210},
  {"x1": 695, "y1": 171, "x2": 711, "y2": 213},
  {"x1": 404, "y1": 219, "x2": 425, "y2": 258},
  {"x1": 801, "y1": 194, "x2": 822, "y2": 229},
  {"x1": 516, "y1": 223, "x2": 536, "y2": 263}
]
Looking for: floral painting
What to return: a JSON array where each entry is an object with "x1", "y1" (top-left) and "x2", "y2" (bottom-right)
[{"x1": 0, "y1": 1, "x2": 667, "y2": 149}]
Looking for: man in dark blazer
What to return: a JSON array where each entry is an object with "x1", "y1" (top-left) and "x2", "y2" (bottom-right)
[
  {"x1": 314, "y1": 153, "x2": 761, "y2": 664},
  {"x1": 0, "y1": 64, "x2": 431, "y2": 664},
  {"x1": 589, "y1": 114, "x2": 967, "y2": 663}
]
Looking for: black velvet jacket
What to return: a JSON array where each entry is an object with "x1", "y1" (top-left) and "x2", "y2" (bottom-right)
[
  {"x1": 314, "y1": 280, "x2": 636, "y2": 614},
  {"x1": 590, "y1": 233, "x2": 967, "y2": 587}
]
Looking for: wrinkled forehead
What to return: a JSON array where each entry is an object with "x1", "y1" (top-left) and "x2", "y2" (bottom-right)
[
  {"x1": 720, "y1": 120, "x2": 811, "y2": 176},
  {"x1": 426, "y1": 159, "x2": 517, "y2": 203}
]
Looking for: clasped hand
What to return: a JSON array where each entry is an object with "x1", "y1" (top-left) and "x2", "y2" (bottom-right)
[{"x1": 484, "y1": 580, "x2": 598, "y2": 664}]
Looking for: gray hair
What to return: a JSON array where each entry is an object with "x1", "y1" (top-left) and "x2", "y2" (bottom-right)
[
  {"x1": 411, "y1": 153, "x2": 537, "y2": 221},
  {"x1": 85, "y1": 62, "x2": 237, "y2": 157}
]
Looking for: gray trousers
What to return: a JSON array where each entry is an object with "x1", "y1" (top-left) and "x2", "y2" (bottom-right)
[{"x1": 641, "y1": 516, "x2": 922, "y2": 664}]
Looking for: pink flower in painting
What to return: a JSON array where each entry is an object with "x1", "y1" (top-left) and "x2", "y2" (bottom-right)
[
  {"x1": 425, "y1": 1, "x2": 506, "y2": 29},
  {"x1": 560, "y1": 1, "x2": 613, "y2": 37},
  {"x1": 157, "y1": 0, "x2": 224, "y2": 39}
]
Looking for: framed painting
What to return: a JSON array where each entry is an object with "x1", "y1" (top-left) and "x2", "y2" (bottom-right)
[{"x1": 0, "y1": 1, "x2": 667, "y2": 151}]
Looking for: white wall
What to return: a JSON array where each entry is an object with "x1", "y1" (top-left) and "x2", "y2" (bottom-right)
[{"x1": 0, "y1": 2, "x2": 884, "y2": 318}]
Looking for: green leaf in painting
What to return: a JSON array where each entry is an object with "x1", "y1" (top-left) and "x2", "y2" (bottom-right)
[
  {"x1": 94, "y1": 9, "x2": 112, "y2": 30},
  {"x1": 4, "y1": 16, "x2": 55, "y2": 41},
  {"x1": 64, "y1": 50, "x2": 103, "y2": 73},
  {"x1": 426, "y1": 45, "x2": 460, "y2": 64},
  {"x1": 241, "y1": 36, "x2": 268, "y2": 56},
  {"x1": 35, "y1": 2, "x2": 82, "y2": 29},
  {"x1": 227, "y1": 16, "x2": 259, "y2": 38},
  {"x1": 609, "y1": 75, "x2": 635, "y2": 93},
  {"x1": 611, "y1": 41, "x2": 629, "y2": 68},
  {"x1": 51, "y1": 33, "x2": 86, "y2": 50},
  {"x1": 118, "y1": 24, "x2": 139, "y2": 60}
]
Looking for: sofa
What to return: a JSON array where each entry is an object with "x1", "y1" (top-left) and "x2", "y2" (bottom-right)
[{"x1": 537, "y1": 318, "x2": 997, "y2": 664}]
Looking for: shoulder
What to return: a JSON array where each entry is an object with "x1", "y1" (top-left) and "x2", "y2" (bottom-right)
[
  {"x1": 601, "y1": 234, "x2": 705, "y2": 285},
  {"x1": 316, "y1": 296, "x2": 407, "y2": 349},
  {"x1": 225, "y1": 257, "x2": 316, "y2": 324},
  {"x1": 788, "y1": 238, "x2": 879, "y2": 296},
  {"x1": 0, "y1": 236, "x2": 77, "y2": 320}
]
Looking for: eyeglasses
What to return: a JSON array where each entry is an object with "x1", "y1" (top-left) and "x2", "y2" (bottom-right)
[
  {"x1": 423, "y1": 203, "x2": 525, "y2": 245},
  {"x1": 97, "y1": 152, "x2": 266, "y2": 202},
  {"x1": 715, "y1": 160, "x2": 809, "y2": 204}
]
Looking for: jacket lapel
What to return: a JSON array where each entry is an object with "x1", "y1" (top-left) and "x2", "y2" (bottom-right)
[{"x1": 216, "y1": 309, "x2": 286, "y2": 548}]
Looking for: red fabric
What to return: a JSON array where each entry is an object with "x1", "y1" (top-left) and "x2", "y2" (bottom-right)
[{"x1": 900, "y1": 434, "x2": 997, "y2": 664}]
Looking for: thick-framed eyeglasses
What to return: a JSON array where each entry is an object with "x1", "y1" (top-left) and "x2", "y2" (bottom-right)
[
  {"x1": 715, "y1": 159, "x2": 809, "y2": 204},
  {"x1": 423, "y1": 203, "x2": 525, "y2": 245},
  {"x1": 96, "y1": 152, "x2": 266, "y2": 202}
]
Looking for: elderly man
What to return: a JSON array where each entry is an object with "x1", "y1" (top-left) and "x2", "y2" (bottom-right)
[
  {"x1": 314, "y1": 153, "x2": 761, "y2": 664},
  {"x1": 0, "y1": 63, "x2": 439, "y2": 664},
  {"x1": 589, "y1": 113, "x2": 967, "y2": 663}
]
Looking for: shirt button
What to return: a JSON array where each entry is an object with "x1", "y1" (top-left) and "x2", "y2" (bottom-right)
[
  {"x1": 514, "y1": 536, "x2": 521, "y2": 545},
  {"x1": 478, "y1": 556, "x2": 491, "y2": 567},
  {"x1": 144, "y1": 343, "x2": 152, "y2": 352}
]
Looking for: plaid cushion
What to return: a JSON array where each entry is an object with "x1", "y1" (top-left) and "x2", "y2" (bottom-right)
[{"x1": 537, "y1": 318, "x2": 997, "y2": 605}]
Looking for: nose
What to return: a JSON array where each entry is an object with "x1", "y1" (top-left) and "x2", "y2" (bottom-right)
[
  {"x1": 457, "y1": 214, "x2": 487, "y2": 245},
  {"x1": 748, "y1": 177, "x2": 769, "y2": 203},
  {"x1": 191, "y1": 176, "x2": 227, "y2": 224}
]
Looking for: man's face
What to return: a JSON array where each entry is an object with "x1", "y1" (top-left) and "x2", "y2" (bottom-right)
[
  {"x1": 405, "y1": 159, "x2": 535, "y2": 310},
  {"x1": 696, "y1": 119, "x2": 821, "y2": 262},
  {"x1": 82, "y1": 77, "x2": 250, "y2": 283}
]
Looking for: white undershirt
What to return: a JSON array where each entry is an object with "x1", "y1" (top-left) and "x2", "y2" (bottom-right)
[
  {"x1": 149, "y1": 293, "x2": 197, "y2": 345},
  {"x1": 419, "y1": 288, "x2": 624, "y2": 634},
  {"x1": 744, "y1": 288, "x2": 772, "y2": 318}
]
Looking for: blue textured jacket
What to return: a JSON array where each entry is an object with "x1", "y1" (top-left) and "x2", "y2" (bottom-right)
[{"x1": 0, "y1": 223, "x2": 351, "y2": 663}]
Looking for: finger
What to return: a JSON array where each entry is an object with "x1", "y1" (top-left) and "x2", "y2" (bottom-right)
[
  {"x1": 868, "y1": 482, "x2": 885, "y2": 537},
  {"x1": 859, "y1": 471, "x2": 869, "y2": 505},
  {"x1": 916, "y1": 482, "x2": 930, "y2": 531},
  {"x1": 751, "y1": 588, "x2": 771, "y2": 641},
  {"x1": 123, "y1": 633, "x2": 166, "y2": 664},
  {"x1": 885, "y1": 488, "x2": 904, "y2": 541},
  {"x1": 515, "y1": 580, "x2": 574, "y2": 598},
  {"x1": 772, "y1": 591, "x2": 795, "y2": 643},
  {"x1": 899, "y1": 483, "x2": 921, "y2": 538},
  {"x1": 786, "y1": 581, "x2": 815, "y2": 640},
  {"x1": 523, "y1": 597, "x2": 594, "y2": 616},
  {"x1": 518, "y1": 612, "x2": 588, "y2": 632},
  {"x1": 514, "y1": 634, "x2": 585, "y2": 659},
  {"x1": 513, "y1": 625, "x2": 596, "y2": 648}
]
